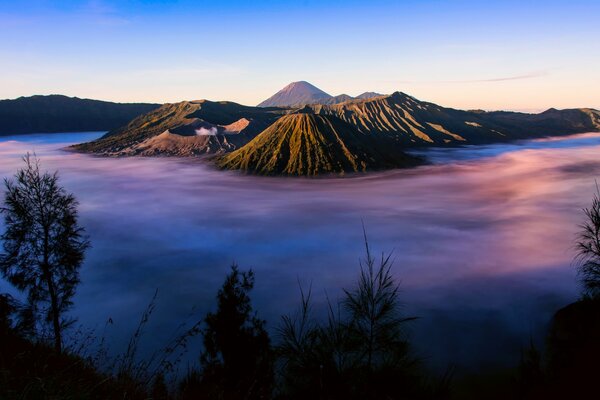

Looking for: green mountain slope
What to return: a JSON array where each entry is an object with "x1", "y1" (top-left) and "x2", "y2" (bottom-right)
[{"x1": 217, "y1": 113, "x2": 422, "y2": 176}]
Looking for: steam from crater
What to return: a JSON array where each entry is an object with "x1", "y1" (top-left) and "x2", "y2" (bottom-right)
[{"x1": 195, "y1": 127, "x2": 218, "y2": 136}]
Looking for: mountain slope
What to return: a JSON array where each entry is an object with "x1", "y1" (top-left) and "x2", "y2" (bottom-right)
[
  {"x1": 0, "y1": 95, "x2": 160, "y2": 135},
  {"x1": 71, "y1": 89, "x2": 600, "y2": 176},
  {"x1": 120, "y1": 131, "x2": 243, "y2": 156},
  {"x1": 73, "y1": 100, "x2": 285, "y2": 155},
  {"x1": 257, "y1": 81, "x2": 333, "y2": 107},
  {"x1": 307, "y1": 92, "x2": 501, "y2": 145},
  {"x1": 217, "y1": 114, "x2": 421, "y2": 176},
  {"x1": 308, "y1": 92, "x2": 600, "y2": 145}
]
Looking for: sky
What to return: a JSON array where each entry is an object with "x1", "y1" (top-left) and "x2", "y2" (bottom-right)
[{"x1": 1, "y1": 0, "x2": 599, "y2": 111}]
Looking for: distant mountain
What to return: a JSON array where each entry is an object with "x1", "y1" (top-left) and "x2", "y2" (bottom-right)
[
  {"x1": 324, "y1": 94, "x2": 354, "y2": 104},
  {"x1": 356, "y1": 92, "x2": 384, "y2": 100},
  {"x1": 257, "y1": 81, "x2": 386, "y2": 107},
  {"x1": 74, "y1": 87, "x2": 600, "y2": 176},
  {"x1": 0, "y1": 95, "x2": 160, "y2": 135},
  {"x1": 217, "y1": 114, "x2": 421, "y2": 175},
  {"x1": 257, "y1": 81, "x2": 333, "y2": 107},
  {"x1": 479, "y1": 107, "x2": 600, "y2": 136}
]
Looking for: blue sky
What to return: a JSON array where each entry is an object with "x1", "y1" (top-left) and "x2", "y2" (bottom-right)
[{"x1": 1, "y1": 0, "x2": 599, "y2": 111}]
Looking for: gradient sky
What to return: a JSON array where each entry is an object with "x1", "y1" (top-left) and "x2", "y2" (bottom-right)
[{"x1": 1, "y1": 0, "x2": 599, "y2": 111}]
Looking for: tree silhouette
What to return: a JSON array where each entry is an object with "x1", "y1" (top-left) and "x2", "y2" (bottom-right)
[
  {"x1": 341, "y1": 231, "x2": 417, "y2": 398},
  {"x1": 199, "y1": 264, "x2": 273, "y2": 399},
  {"x1": 0, "y1": 153, "x2": 89, "y2": 352},
  {"x1": 576, "y1": 185, "x2": 600, "y2": 297},
  {"x1": 0, "y1": 293, "x2": 18, "y2": 335},
  {"x1": 278, "y1": 231, "x2": 419, "y2": 399}
]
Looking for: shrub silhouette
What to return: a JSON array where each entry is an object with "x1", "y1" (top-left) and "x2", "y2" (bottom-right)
[{"x1": 194, "y1": 264, "x2": 273, "y2": 400}]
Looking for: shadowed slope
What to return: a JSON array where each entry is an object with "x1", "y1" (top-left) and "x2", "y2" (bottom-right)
[
  {"x1": 0, "y1": 95, "x2": 159, "y2": 135},
  {"x1": 217, "y1": 114, "x2": 421, "y2": 176},
  {"x1": 483, "y1": 107, "x2": 600, "y2": 136}
]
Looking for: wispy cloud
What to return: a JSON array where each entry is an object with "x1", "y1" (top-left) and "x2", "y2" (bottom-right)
[
  {"x1": 459, "y1": 71, "x2": 548, "y2": 83},
  {"x1": 388, "y1": 71, "x2": 548, "y2": 85}
]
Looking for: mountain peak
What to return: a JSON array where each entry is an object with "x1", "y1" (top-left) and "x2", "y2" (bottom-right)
[
  {"x1": 285, "y1": 80, "x2": 323, "y2": 90},
  {"x1": 258, "y1": 81, "x2": 332, "y2": 108},
  {"x1": 258, "y1": 82, "x2": 389, "y2": 108}
]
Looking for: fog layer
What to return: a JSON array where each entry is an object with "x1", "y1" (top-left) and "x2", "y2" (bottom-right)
[{"x1": 1, "y1": 131, "x2": 599, "y2": 373}]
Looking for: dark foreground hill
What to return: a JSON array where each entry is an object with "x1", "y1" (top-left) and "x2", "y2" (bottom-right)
[
  {"x1": 0, "y1": 95, "x2": 160, "y2": 135},
  {"x1": 217, "y1": 113, "x2": 421, "y2": 175}
]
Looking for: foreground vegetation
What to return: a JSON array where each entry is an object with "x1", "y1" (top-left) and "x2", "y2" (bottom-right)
[{"x1": 2, "y1": 155, "x2": 600, "y2": 399}]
